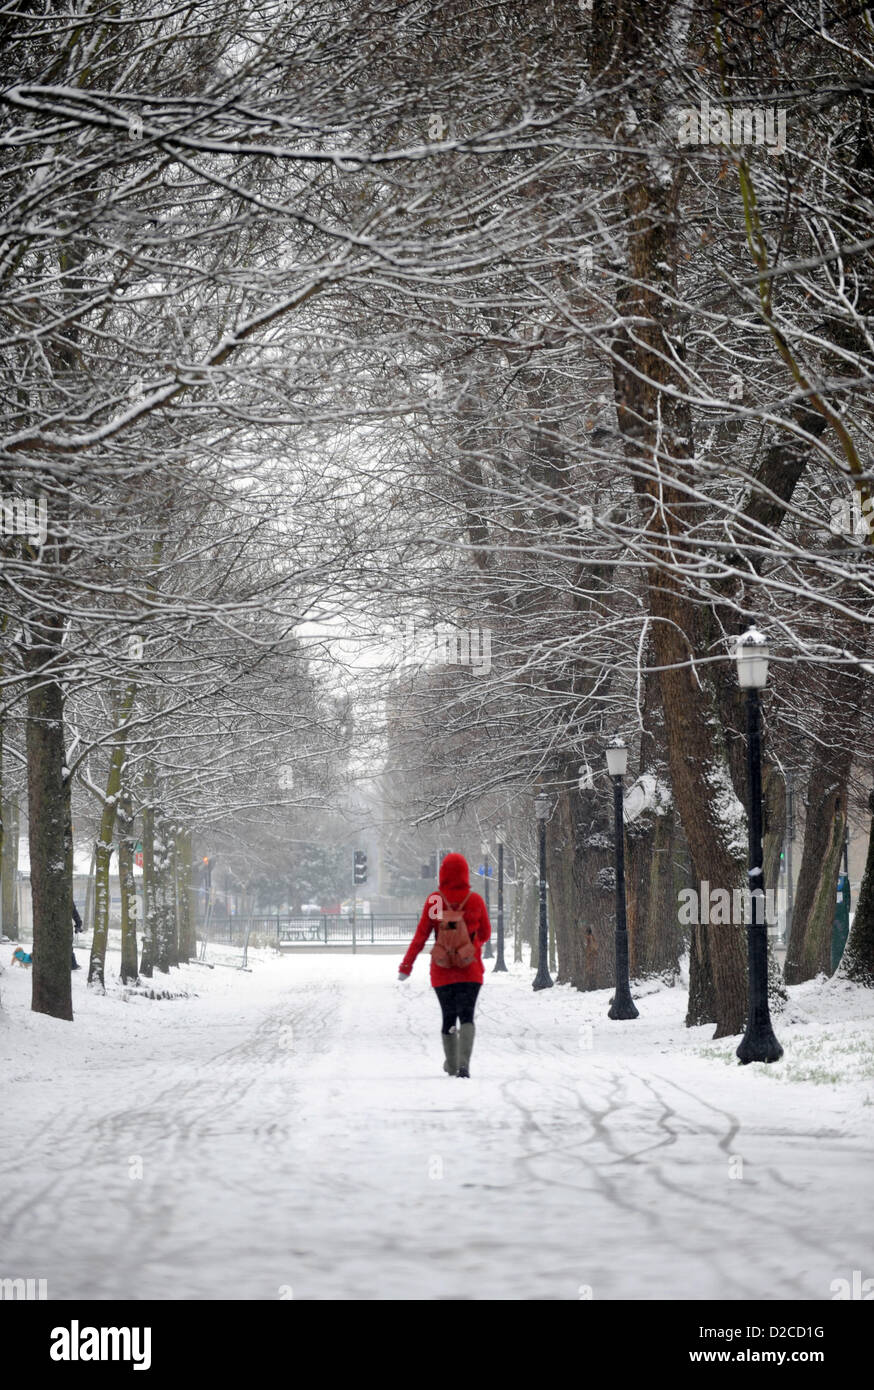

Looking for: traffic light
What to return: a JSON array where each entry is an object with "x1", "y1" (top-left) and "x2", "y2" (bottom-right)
[{"x1": 354, "y1": 849, "x2": 367, "y2": 885}]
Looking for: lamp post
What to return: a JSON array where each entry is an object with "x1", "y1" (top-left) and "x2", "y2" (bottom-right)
[
  {"x1": 533, "y1": 794, "x2": 554, "y2": 990},
  {"x1": 481, "y1": 840, "x2": 494, "y2": 958},
  {"x1": 494, "y1": 825, "x2": 507, "y2": 972},
  {"x1": 735, "y1": 628, "x2": 783, "y2": 1064},
  {"x1": 606, "y1": 739, "x2": 638, "y2": 1020}
]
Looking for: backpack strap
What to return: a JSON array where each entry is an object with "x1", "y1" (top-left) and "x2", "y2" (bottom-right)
[
  {"x1": 430, "y1": 895, "x2": 466, "y2": 928},
  {"x1": 439, "y1": 890, "x2": 471, "y2": 912},
  {"x1": 432, "y1": 892, "x2": 448, "y2": 936}
]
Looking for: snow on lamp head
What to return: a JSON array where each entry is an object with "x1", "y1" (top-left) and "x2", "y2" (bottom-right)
[{"x1": 735, "y1": 627, "x2": 770, "y2": 689}]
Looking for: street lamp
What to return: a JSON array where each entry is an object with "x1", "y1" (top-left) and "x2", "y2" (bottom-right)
[
  {"x1": 533, "y1": 794, "x2": 554, "y2": 990},
  {"x1": 605, "y1": 738, "x2": 638, "y2": 1020},
  {"x1": 735, "y1": 627, "x2": 783, "y2": 1065},
  {"x1": 494, "y1": 824, "x2": 507, "y2": 972}
]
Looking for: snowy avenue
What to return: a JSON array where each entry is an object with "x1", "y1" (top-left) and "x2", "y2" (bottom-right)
[
  {"x1": 2, "y1": 949, "x2": 871, "y2": 1302},
  {"x1": 2, "y1": 0, "x2": 874, "y2": 1333}
]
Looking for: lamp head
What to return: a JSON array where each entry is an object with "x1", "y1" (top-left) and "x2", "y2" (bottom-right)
[
  {"x1": 605, "y1": 737, "x2": 628, "y2": 778},
  {"x1": 735, "y1": 627, "x2": 769, "y2": 689}
]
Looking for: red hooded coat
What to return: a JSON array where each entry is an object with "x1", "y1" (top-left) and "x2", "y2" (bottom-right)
[{"x1": 399, "y1": 852, "x2": 492, "y2": 986}]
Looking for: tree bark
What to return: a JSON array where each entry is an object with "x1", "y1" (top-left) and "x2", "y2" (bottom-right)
[
  {"x1": 1, "y1": 797, "x2": 20, "y2": 941},
  {"x1": 626, "y1": 802, "x2": 679, "y2": 982},
  {"x1": 139, "y1": 765, "x2": 157, "y2": 978},
  {"x1": 118, "y1": 788, "x2": 139, "y2": 984},
  {"x1": 762, "y1": 766, "x2": 786, "y2": 902},
  {"x1": 547, "y1": 777, "x2": 614, "y2": 990},
  {"x1": 83, "y1": 846, "x2": 96, "y2": 934},
  {"x1": 784, "y1": 665, "x2": 860, "y2": 984},
  {"x1": 525, "y1": 868, "x2": 539, "y2": 967},
  {"x1": 624, "y1": 664, "x2": 680, "y2": 982},
  {"x1": 176, "y1": 828, "x2": 196, "y2": 962},
  {"x1": 512, "y1": 870, "x2": 524, "y2": 963},
  {"x1": 89, "y1": 834, "x2": 114, "y2": 992},
  {"x1": 588, "y1": 6, "x2": 748, "y2": 1036},
  {"x1": 154, "y1": 808, "x2": 175, "y2": 973},
  {"x1": 25, "y1": 623, "x2": 73, "y2": 1021},
  {"x1": 784, "y1": 758, "x2": 851, "y2": 984},
  {"x1": 841, "y1": 788, "x2": 874, "y2": 987},
  {"x1": 87, "y1": 682, "x2": 136, "y2": 989}
]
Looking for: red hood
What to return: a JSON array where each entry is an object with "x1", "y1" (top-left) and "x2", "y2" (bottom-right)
[{"x1": 439, "y1": 852, "x2": 470, "y2": 894}]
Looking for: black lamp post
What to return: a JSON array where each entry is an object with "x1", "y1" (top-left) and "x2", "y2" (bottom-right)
[
  {"x1": 481, "y1": 840, "x2": 494, "y2": 958},
  {"x1": 735, "y1": 628, "x2": 783, "y2": 1065},
  {"x1": 606, "y1": 739, "x2": 638, "y2": 1020},
  {"x1": 494, "y1": 826, "x2": 507, "y2": 972},
  {"x1": 533, "y1": 794, "x2": 554, "y2": 990}
]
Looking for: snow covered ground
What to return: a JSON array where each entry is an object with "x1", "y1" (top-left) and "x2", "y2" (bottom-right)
[{"x1": 1, "y1": 943, "x2": 872, "y2": 1301}]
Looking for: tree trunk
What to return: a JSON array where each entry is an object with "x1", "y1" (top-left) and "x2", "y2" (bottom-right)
[
  {"x1": 784, "y1": 730, "x2": 855, "y2": 984},
  {"x1": 841, "y1": 788, "x2": 874, "y2": 986},
  {"x1": 526, "y1": 868, "x2": 539, "y2": 968},
  {"x1": 626, "y1": 800, "x2": 679, "y2": 982},
  {"x1": 686, "y1": 924, "x2": 719, "y2": 1027},
  {"x1": 154, "y1": 809, "x2": 175, "y2": 973},
  {"x1": 89, "y1": 836, "x2": 114, "y2": 992},
  {"x1": 548, "y1": 777, "x2": 615, "y2": 990},
  {"x1": 118, "y1": 788, "x2": 139, "y2": 984},
  {"x1": 512, "y1": 871, "x2": 523, "y2": 963},
  {"x1": 83, "y1": 846, "x2": 96, "y2": 934},
  {"x1": 88, "y1": 682, "x2": 136, "y2": 988},
  {"x1": 176, "y1": 828, "x2": 196, "y2": 962},
  {"x1": 785, "y1": 775, "x2": 848, "y2": 984},
  {"x1": 762, "y1": 766, "x2": 786, "y2": 901},
  {"x1": 547, "y1": 883, "x2": 557, "y2": 972},
  {"x1": 167, "y1": 823, "x2": 180, "y2": 967},
  {"x1": 1, "y1": 797, "x2": 20, "y2": 941},
  {"x1": 25, "y1": 626, "x2": 73, "y2": 1021},
  {"x1": 624, "y1": 664, "x2": 681, "y2": 982},
  {"x1": 589, "y1": 1, "x2": 749, "y2": 1037},
  {"x1": 140, "y1": 766, "x2": 157, "y2": 978},
  {"x1": 761, "y1": 766, "x2": 789, "y2": 1009}
]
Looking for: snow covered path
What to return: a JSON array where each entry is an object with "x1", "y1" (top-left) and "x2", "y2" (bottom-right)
[{"x1": 2, "y1": 950, "x2": 872, "y2": 1300}]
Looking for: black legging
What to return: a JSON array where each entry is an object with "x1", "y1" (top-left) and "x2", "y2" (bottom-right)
[{"x1": 435, "y1": 982, "x2": 481, "y2": 1034}]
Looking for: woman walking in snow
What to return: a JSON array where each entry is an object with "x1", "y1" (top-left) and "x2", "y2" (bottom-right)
[{"x1": 397, "y1": 852, "x2": 492, "y2": 1078}]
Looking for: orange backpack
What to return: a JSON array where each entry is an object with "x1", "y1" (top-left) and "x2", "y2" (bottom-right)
[{"x1": 430, "y1": 891, "x2": 475, "y2": 970}]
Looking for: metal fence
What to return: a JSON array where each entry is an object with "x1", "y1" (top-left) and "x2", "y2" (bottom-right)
[{"x1": 202, "y1": 914, "x2": 418, "y2": 946}]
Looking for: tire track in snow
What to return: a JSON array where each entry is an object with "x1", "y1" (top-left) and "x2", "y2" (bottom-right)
[{"x1": 0, "y1": 976, "x2": 344, "y2": 1295}]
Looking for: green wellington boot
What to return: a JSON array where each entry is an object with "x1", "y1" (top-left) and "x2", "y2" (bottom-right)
[
  {"x1": 457, "y1": 1022, "x2": 475, "y2": 1078},
  {"x1": 442, "y1": 1028, "x2": 459, "y2": 1075}
]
